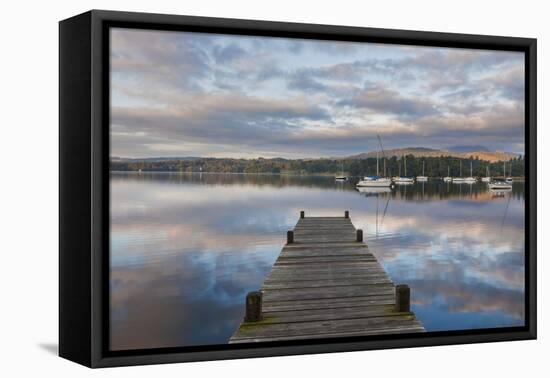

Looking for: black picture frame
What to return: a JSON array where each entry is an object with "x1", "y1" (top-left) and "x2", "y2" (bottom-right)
[{"x1": 59, "y1": 9, "x2": 537, "y2": 368}]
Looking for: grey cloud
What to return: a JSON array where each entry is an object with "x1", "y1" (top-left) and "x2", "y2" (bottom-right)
[
  {"x1": 287, "y1": 73, "x2": 327, "y2": 92},
  {"x1": 111, "y1": 93, "x2": 333, "y2": 156},
  {"x1": 339, "y1": 85, "x2": 439, "y2": 119},
  {"x1": 111, "y1": 28, "x2": 213, "y2": 91},
  {"x1": 212, "y1": 43, "x2": 246, "y2": 63}
]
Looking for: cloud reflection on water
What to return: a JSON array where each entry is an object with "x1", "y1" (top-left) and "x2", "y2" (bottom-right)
[{"x1": 110, "y1": 172, "x2": 524, "y2": 350}]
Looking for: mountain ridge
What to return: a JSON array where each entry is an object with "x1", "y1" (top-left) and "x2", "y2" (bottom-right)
[{"x1": 346, "y1": 147, "x2": 519, "y2": 163}]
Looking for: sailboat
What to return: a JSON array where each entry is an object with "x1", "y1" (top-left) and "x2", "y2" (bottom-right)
[
  {"x1": 505, "y1": 161, "x2": 513, "y2": 183},
  {"x1": 335, "y1": 162, "x2": 347, "y2": 181},
  {"x1": 452, "y1": 160, "x2": 465, "y2": 183},
  {"x1": 393, "y1": 155, "x2": 414, "y2": 184},
  {"x1": 356, "y1": 149, "x2": 393, "y2": 188},
  {"x1": 443, "y1": 165, "x2": 452, "y2": 182},
  {"x1": 481, "y1": 165, "x2": 491, "y2": 182},
  {"x1": 464, "y1": 160, "x2": 477, "y2": 183},
  {"x1": 416, "y1": 160, "x2": 428, "y2": 182},
  {"x1": 488, "y1": 161, "x2": 512, "y2": 190}
]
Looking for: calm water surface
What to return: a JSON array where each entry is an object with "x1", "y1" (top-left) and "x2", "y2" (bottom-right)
[{"x1": 110, "y1": 172, "x2": 525, "y2": 350}]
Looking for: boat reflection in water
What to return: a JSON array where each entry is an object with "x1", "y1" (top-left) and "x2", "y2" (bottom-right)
[
  {"x1": 356, "y1": 186, "x2": 392, "y2": 195},
  {"x1": 489, "y1": 187, "x2": 513, "y2": 197}
]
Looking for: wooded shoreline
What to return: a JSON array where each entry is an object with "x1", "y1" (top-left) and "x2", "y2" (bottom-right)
[{"x1": 111, "y1": 154, "x2": 525, "y2": 178}]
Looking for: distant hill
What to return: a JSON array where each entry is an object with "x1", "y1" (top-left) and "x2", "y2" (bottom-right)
[
  {"x1": 447, "y1": 145, "x2": 490, "y2": 153},
  {"x1": 346, "y1": 147, "x2": 518, "y2": 163}
]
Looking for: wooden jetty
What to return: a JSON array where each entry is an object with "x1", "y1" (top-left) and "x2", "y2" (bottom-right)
[{"x1": 229, "y1": 211, "x2": 425, "y2": 343}]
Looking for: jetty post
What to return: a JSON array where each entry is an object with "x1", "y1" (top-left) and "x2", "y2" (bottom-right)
[
  {"x1": 244, "y1": 291, "x2": 263, "y2": 322},
  {"x1": 287, "y1": 230, "x2": 294, "y2": 244},
  {"x1": 395, "y1": 284, "x2": 411, "y2": 312}
]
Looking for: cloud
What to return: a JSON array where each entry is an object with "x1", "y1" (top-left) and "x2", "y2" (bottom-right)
[
  {"x1": 339, "y1": 84, "x2": 439, "y2": 119},
  {"x1": 110, "y1": 29, "x2": 525, "y2": 158},
  {"x1": 212, "y1": 43, "x2": 246, "y2": 63},
  {"x1": 111, "y1": 92, "x2": 335, "y2": 157}
]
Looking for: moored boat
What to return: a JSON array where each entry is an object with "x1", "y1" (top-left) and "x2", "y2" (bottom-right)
[
  {"x1": 356, "y1": 143, "x2": 393, "y2": 188},
  {"x1": 335, "y1": 162, "x2": 347, "y2": 181},
  {"x1": 356, "y1": 176, "x2": 393, "y2": 187},
  {"x1": 416, "y1": 160, "x2": 428, "y2": 182},
  {"x1": 488, "y1": 181, "x2": 512, "y2": 190},
  {"x1": 443, "y1": 165, "x2": 452, "y2": 182},
  {"x1": 452, "y1": 160, "x2": 464, "y2": 183},
  {"x1": 481, "y1": 166, "x2": 491, "y2": 182},
  {"x1": 463, "y1": 160, "x2": 476, "y2": 183},
  {"x1": 394, "y1": 154, "x2": 415, "y2": 184}
]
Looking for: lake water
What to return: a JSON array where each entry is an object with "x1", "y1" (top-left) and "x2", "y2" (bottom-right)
[{"x1": 110, "y1": 172, "x2": 525, "y2": 351}]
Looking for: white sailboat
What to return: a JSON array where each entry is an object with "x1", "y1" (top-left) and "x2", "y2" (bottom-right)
[
  {"x1": 452, "y1": 161, "x2": 465, "y2": 183},
  {"x1": 481, "y1": 165, "x2": 491, "y2": 182},
  {"x1": 505, "y1": 161, "x2": 513, "y2": 183},
  {"x1": 335, "y1": 162, "x2": 347, "y2": 181},
  {"x1": 464, "y1": 161, "x2": 477, "y2": 183},
  {"x1": 356, "y1": 150, "x2": 393, "y2": 188},
  {"x1": 416, "y1": 160, "x2": 428, "y2": 182},
  {"x1": 393, "y1": 155, "x2": 414, "y2": 184},
  {"x1": 488, "y1": 161, "x2": 512, "y2": 190},
  {"x1": 443, "y1": 165, "x2": 452, "y2": 182}
]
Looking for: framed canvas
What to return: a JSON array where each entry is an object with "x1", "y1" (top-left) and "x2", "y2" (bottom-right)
[{"x1": 59, "y1": 10, "x2": 536, "y2": 368}]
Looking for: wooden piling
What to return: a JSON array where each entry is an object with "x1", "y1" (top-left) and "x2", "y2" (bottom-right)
[
  {"x1": 395, "y1": 284, "x2": 411, "y2": 312},
  {"x1": 344, "y1": 210, "x2": 349, "y2": 218},
  {"x1": 356, "y1": 229, "x2": 363, "y2": 242},
  {"x1": 300, "y1": 211, "x2": 305, "y2": 219},
  {"x1": 244, "y1": 291, "x2": 263, "y2": 322},
  {"x1": 287, "y1": 230, "x2": 294, "y2": 244}
]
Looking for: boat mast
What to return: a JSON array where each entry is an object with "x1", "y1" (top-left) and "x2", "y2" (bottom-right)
[
  {"x1": 399, "y1": 160, "x2": 401, "y2": 176},
  {"x1": 459, "y1": 160, "x2": 462, "y2": 177},
  {"x1": 422, "y1": 160, "x2": 425, "y2": 176},
  {"x1": 376, "y1": 134, "x2": 390, "y2": 177},
  {"x1": 404, "y1": 155, "x2": 407, "y2": 176},
  {"x1": 376, "y1": 150, "x2": 379, "y2": 176},
  {"x1": 470, "y1": 161, "x2": 473, "y2": 177}
]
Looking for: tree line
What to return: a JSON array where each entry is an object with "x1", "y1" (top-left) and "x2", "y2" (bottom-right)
[{"x1": 110, "y1": 155, "x2": 525, "y2": 177}]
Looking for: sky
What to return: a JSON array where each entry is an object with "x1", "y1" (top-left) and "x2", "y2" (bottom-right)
[{"x1": 110, "y1": 28, "x2": 525, "y2": 159}]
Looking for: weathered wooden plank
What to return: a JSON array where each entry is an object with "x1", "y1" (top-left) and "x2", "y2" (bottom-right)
[
  {"x1": 230, "y1": 326, "x2": 426, "y2": 343},
  {"x1": 262, "y1": 295, "x2": 397, "y2": 312},
  {"x1": 265, "y1": 276, "x2": 390, "y2": 287},
  {"x1": 284, "y1": 241, "x2": 367, "y2": 250},
  {"x1": 279, "y1": 249, "x2": 372, "y2": 255},
  {"x1": 270, "y1": 264, "x2": 388, "y2": 273},
  {"x1": 262, "y1": 285, "x2": 395, "y2": 302},
  {"x1": 231, "y1": 316, "x2": 424, "y2": 340},
  {"x1": 274, "y1": 257, "x2": 378, "y2": 266},
  {"x1": 263, "y1": 304, "x2": 409, "y2": 323},
  {"x1": 263, "y1": 277, "x2": 392, "y2": 289}
]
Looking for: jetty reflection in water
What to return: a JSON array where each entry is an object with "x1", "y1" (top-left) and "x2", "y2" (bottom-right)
[{"x1": 110, "y1": 172, "x2": 525, "y2": 350}]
